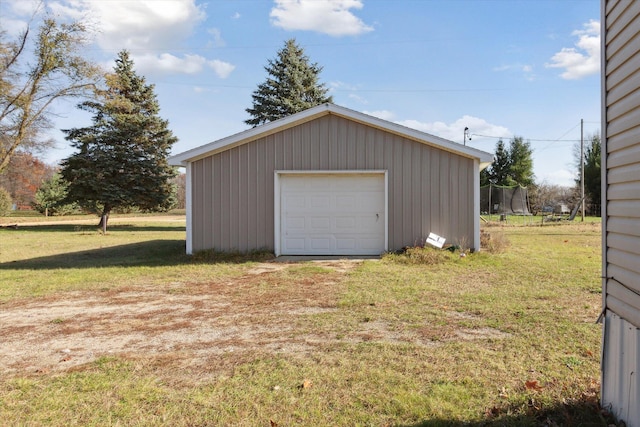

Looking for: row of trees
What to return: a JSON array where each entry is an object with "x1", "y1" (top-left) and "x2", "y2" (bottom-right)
[{"x1": 479, "y1": 133, "x2": 602, "y2": 216}]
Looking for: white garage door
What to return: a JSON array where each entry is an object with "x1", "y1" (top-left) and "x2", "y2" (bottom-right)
[{"x1": 279, "y1": 174, "x2": 386, "y2": 255}]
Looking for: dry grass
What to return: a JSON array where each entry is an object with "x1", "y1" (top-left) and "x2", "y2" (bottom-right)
[{"x1": 0, "y1": 219, "x2": 615, "y2": 426}]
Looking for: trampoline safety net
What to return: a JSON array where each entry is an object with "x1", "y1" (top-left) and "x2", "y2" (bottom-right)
[{"x1": 480, "y1": 185, "x2": 531, "y2": 215}]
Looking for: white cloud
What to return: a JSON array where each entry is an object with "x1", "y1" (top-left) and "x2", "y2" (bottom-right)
[
  {"x1": 134, "y1": 53, "x2": 207, "y2": 75},
  {"x1": 546, "y1": 19, "x2": 600, "y2": 80},
  {"x1": 44, "y1": 0, "x2": 235, "y2": 78},
  {"x1": 1, "y1": 0, "x2": 42, "y2": 35},
  {"x1": 348, "y1": 93, "x2": 368, "y2": 104},
  {"x1": 6, "y1": 0, "x2": 41, "y2": 16},
  {"x1": 270, "y1": 0, "x2": 373, "y2": 36},
  {"x1": 83, "y1": 0, "x2": 205, "y2": 51},
  {"x1": 363, "y1": 110, "x2": 395, "y2": 121},
  {"x1": 538, "y1": 168, "x2": 575, "y2": 187},
  {"x1": 132, "y1": 54, "x2": 235, "y2": 79},
  {"x1": 208, "y1": 59, "x2": 236, "y2": 78},
  {"x1": 396, "y1": 115, "x2": 511, "y2": 144},
  {"x1": 208, "y1": 27, "x2": 225, "y2": 47}
]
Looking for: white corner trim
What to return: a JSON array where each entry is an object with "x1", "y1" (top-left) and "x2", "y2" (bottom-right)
[
  {"x1": 473, "y1": 159, "x2": 481, "y2": 252},
  {"x1": 185, "y1": 162, "x2": 193, "y2": 255},
  {"x1": 384, "y1": 171, "x2": 389, "y2": 251},
  {"x1": 274, "y1": 171, "x2": 281, "y2": 257}
]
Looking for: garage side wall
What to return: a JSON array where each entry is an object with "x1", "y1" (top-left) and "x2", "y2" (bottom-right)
[
  {"x1": 602, "y1": 1, "x2": 640, "y2": 424},
  {"x1": 190, "y1": 114, "x2": 474, "y2": 253}
]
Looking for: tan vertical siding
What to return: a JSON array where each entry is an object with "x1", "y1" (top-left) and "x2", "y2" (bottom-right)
[
  {"x1": 602, "y1": 1, "x2": 640, "y2": 425},
  {"x1": 604, "y1": 0, "x2": 640, "y2": 322},
  {"x1": 190, "y1": 114, "x2": 474, "y2": 253}
]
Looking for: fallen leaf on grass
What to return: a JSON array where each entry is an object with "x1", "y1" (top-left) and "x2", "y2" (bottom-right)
[
  {"x1": 298, "y1": 379, "x2": 313, "y2": 389},
  {"x1": 498, "y1": 386, "x2": 509, "y2": 398},
  {"x1": 270, "y1": 420, "x2": 278, "y2": 427},
  {"x1": 525, "y1": 380, "x2": 543, "y2": 391}
]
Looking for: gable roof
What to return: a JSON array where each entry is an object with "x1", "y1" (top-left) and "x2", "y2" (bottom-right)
[{"x1": 168, "y1": 103, "x2": 494, "y2": 168}]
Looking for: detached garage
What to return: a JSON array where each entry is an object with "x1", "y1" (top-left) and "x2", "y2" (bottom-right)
[{"x1": 169, "y1": 104, "x2": 493, "y2": 256}]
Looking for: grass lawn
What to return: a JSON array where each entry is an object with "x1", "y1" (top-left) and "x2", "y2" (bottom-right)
[{"x1": 0, "y1": 216, "x2": 611, "y2": 426}]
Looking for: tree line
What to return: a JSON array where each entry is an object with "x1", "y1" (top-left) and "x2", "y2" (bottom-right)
[{"x1": 479, "y1": 133, "x2": 601, "y2": 216}]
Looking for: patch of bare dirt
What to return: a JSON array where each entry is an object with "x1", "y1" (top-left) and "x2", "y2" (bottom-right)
[
  {"x1": 0, "y1": 260, "x2": 510, "y2": 377},
  {"x1": 0, "y1": 261, "x2": 347, "y2": 375}
]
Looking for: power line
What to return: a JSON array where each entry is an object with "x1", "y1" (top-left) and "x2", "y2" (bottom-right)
[
  {"x1": 471, "y1": 120, "x2": 600, "y2": 146},
  {"x1": 470, "y1": 133, "x2": 581, "y2": 143}
]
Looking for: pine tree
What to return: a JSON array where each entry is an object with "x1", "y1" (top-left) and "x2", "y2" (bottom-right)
[
  {"x1": 32, "y1": 173, "x2": 79, "y2": 216},
  {"x1": 482, "y1": 137, "x2": 535, "y2": 187},
  {"x1": 580, "y1": 133, "x2": 601, "y2": 211},
  {"x1": 245, "y1": 39, "x2": 332, "y2": 127},
  {"x1": 485, "y1": 139, "x2": 512, "y2": 185},
  {"x1": 60, "y1": 50, "x2": 177, "y2": 228},
  {"x1": 507, "y1": 136, "x2": 535, "y2": 187}
]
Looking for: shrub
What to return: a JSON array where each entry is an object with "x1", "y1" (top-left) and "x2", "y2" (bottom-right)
[
  {"x1": 32, "y1": 174, "x2": 82, "y2": 216},
  {"x1": 383, "y1": 246, "x2": 453, "y2": 265},
  {"x1": 0, "y1": 187, "x2": 12, "y2": 216},
  {"x1": 480, "y1": 230, "x2": 509, "y2": 253}
]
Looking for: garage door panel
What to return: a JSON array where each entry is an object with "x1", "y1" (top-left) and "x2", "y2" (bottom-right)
[
  {"x1": 335, "y1": 216, "x2": 356, "y2": 231},
  {"x1": 310, "y1": 195, "x2": 331, "y2": 209},
  {"x1": 284, "y1": 238, "x2": 306, "y2": 250},
  {"x1": 359, "y1": 193, "x2": 383, "y2": 210},
  {"x1": 360, "y1": 237, "x2": 385, "y2": 250},
  {"x1": 309, "y1": 238, "x2": 332, "y2": 250},
  {"x1": 309, "y1": 216, "x2": 331, "y2": 232},
  {"x1": 285, "y1": 216, "x2": 306, "y2": 230},
  {"x1": 284, "y1": 194, "x2": 306, "y2": 209},
  {"x1": 336, "y1": 238, "x2": 356, "y2": 250},
  {"x1": 358, "y1": 215, "x2": 381, "y2": 230},
  {"x1": 335, "y1": 195, "x2": 356, "y2": 210},
  {"x1": 280, "y1": 174, "x2": 385, "y2": 255}
]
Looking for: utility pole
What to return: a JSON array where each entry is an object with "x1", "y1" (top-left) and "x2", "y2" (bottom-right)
[{"x1": 580, "y1": 119, "x2": 585, "y2": 222}]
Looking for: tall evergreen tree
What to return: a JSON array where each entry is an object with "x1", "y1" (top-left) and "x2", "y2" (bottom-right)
[
  {"x1": 482, "y1": 139, "x2": 511, "y2": 186},
  {"x1": 507, "y1": 136, "x2": 535, "y2": 187},
  {"x1": 60, "y1": 50, "x2": 177, "y2": 228},
  {"x1": 245, "y1": 39, "x2": 332, "y2": 127},
  {"x1": 576, "y1": 133, "x2": 601, "y2": 210},
  {"x1": 482, "y1": 137, "x2": 535, "y2": 187}
]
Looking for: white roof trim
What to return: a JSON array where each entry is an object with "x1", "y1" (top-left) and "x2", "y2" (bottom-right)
[{"x1": 168, "y1": 103, "x2": 494, "y2": 166}]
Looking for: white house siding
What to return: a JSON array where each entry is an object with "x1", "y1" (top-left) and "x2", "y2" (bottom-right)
[
  {"x1": 189, "y1": 114, "x2": 475, "y2": 254},
  {"x1": 602, "y1": 1, "x2": 640, "y2": 425}
]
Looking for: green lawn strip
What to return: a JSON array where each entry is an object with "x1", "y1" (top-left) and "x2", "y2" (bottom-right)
[
  {"x1": 0, "y1": 224, "x2": 262, "y2": 301},
  {"x1": 0, "y1": 220, "x2": 610, "y2": 425}
]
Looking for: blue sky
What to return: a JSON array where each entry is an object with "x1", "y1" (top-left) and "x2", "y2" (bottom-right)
[{"x1": 2, "y1": 0, "x2": 601, "y2": 187}]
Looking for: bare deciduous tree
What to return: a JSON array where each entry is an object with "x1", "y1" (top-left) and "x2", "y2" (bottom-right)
[{"x1": 0, "y1": 16, "x2": 100, "y2": 173}]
